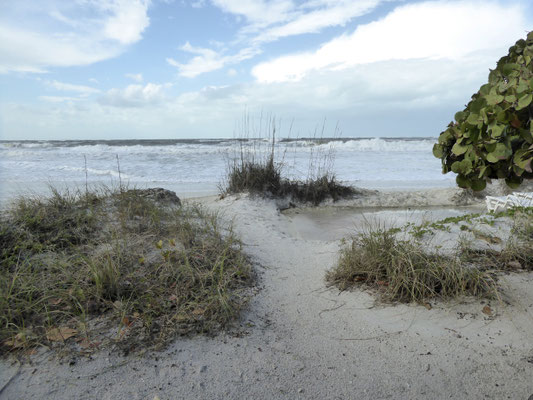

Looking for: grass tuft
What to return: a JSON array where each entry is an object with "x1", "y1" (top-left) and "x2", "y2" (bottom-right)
[
  {"x1": 0, "y1": 187, "x2": 253, "y2": 355},
  {"x1": 224, "y1": 134, "x2": 355, "y2": 205},
  {"x1": 326, "y1": 226, "x2": 497, "y2": 303}
]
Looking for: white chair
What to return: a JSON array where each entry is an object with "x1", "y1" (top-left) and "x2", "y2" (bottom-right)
[{"x1": 485, "y1": 192, "x2": 533, "y2": 212}]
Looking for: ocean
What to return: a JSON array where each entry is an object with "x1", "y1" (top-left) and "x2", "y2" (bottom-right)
[{"x1": 0, "y1": 138, "x2": 454, "y2": 204}]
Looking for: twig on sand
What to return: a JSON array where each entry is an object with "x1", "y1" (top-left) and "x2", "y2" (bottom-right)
[{"x1": 318, "y1": 302, "x2": 346, "y2": 317}]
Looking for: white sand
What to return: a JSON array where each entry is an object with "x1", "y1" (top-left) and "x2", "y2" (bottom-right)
[{"x1": 1, "y1": 188, "x2": 533, "y2": 399}]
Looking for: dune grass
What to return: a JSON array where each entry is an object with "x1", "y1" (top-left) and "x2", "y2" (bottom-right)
[
  {"x1": 223, "y1": 118, "x2": 355, "y2": 205},
  {"x1": 326, "y1": 226, "x2": 497, "y2": 303},
  {"x1": 0, "y1": 187, "x2": 253, "y2": 355},
  {"x1": 328, "y1": 207, "x2": 533, "y2": 303},
  {"x1": 225, "y1": 151, "x2": 355, "y2": 205}
]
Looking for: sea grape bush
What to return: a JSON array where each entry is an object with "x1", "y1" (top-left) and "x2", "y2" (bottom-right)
[{"x1": 433, "y1": 32, "x2": 533, "y2": 191}]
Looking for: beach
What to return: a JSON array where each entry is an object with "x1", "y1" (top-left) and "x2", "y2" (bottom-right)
[{"x1": 1, "y1": 186, "x2": 533, "y2": 399}]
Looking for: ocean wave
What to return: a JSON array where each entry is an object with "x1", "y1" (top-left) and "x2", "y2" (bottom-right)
[
  {"x1": 320, "y1": 138, "x2": 435, "y2": 152},
  {"x1": 1, "y1": 138, "x2": 436, "y2": 157},
  {"x1": 54, "y1": 165, "x2": 139, "y2": 180},
  {"x1": 0, "y1": 141, "x2": 54, "y2": 150}
]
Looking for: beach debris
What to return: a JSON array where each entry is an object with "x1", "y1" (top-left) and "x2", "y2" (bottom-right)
[
  {"x1": 46, "y1": 327, "x2": 78, "y2": 342},
  {"x1": 3, "y1": 333, "x2": 26, "y2": 349},
  {"x1": 507, "y1": 260, "x2": 522, "y2": 270},
  {"x1": 482, "y1": 305, "x2": 493, "y2": 316}
]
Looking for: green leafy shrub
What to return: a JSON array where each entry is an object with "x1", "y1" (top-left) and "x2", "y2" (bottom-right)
[{"x1": 434, "y1": 32, "x2": 533, "y2": 190}]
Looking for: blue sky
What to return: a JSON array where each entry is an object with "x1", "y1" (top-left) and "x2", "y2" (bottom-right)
[{"x1": 0, "y1": 0, "x2": 532, "y2": 140}]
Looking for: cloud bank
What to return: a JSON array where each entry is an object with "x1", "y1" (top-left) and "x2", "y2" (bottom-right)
[{"x1": 0, "y1": 0, "x2": 151, "y2": 73}]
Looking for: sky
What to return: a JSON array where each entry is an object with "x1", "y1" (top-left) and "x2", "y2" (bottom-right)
[{"x1": 0, "y1": 0, "x2": 532, "y2": 140}]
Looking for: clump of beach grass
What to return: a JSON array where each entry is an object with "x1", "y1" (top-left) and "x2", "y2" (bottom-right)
[
  {"x1": 223, "y1": 116, "x2": 355, "y2": 205},
  {"x1": 0, "y1": 186, "x2": 253, "y2": 355},
  {"x1": 326, "y1": 226, "x2": 498, "y2": 303}
]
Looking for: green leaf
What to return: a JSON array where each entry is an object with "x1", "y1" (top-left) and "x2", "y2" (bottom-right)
[
  {"x1": 469, "y1": 99, "x2": 486, "y2": 114},
  {"x1": 466, "y1": 113, "x2": 480, "y2": 125},
  {"x1": 514, "y1": 149, "x2": 532, "y2": 169},
  {"x1": 505, "y1": 176, "x2": 522, "y2": 189},
  {"x1": 517, "y1": 80, "x2": 529, "y2": 94},
  {"x1": 479, "y1": 84, "x2": 491, "y2": 96},
  {"x1": 489, "y1": 123, "x2": 504, "y2": 138},
  {"x1": 498, "y1": 81, "x2": 509, "y2": 93},
  {"x1": 502, "y1": 63, "x2": 520, "y2": 75},
  {"x1": 505, "y1": 94, "x2": 517, "y2": 103},
  {"x1": 486, "y1": 92, "x2": 504, "y2": 105},
  {"x1": 470, "y1": 179, "x2": 487, "y2": 191},
  {"x1": 494, "y1": 142, "x2": 511, "y2": 158},
  {"x1": 478, "y1": 165, "x2": 489, "y2": 179},
  {"x1": 451, "y1": 142, "x2": 468, "y2": 156},
  {"x1": 451, "y1": 161, "x2": 462, "y2": 173},
  {"x1": 496, "y1": 110, "x2": 507, "y2": 122},
  {"x1": 456, "y1": 175, "x2": 471, "y2": 189},
  {"x1": 486, "y1": 152, "x2": 500, "y2": 163},
  {"x1": 485, "y1": 143, "x2": 497, "y2": 153},
  {"x1": 516, "y1": 93, "x2": 532, "y2": 110},
  {"x1": 454, "y1": 111, "x2": 466, "y2": 122},
  {"x1": 432, "y1": 144, "x2": 444, "y2": 158},
  {"x1": 488, "y1": 69, "x2": 500, "y2": 84},
  {"x1": 513, "y1": 164, "x2": 524, "y2": 176},
  {"x1": 438, "y1": 129, "x2": 454, "y2": 145}
]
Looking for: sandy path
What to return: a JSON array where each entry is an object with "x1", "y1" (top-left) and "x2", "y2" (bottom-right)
[{"x1": 1, "y1": 193, "x2": 533, "y2": 399}]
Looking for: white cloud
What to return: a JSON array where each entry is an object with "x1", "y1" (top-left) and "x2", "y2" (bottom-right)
[
  {"x1": 211, "y1": 0, "x2": 389, "y2": 40},
  {"x1": 46, "y1": 80, "x2": 101, "y2": 95},
  {"x1": 0, "y1": 0, "x2": 151, "y2": 73},
  {"x1": 172, "y1": 0, "x2": 388, "y2": 77},
  {"x1": 252, "y1": 1, "x2": 528, "y2": 82},
  {"x1": 167, "y1": 42, "x2": 259, "y2": 77},
  {"x1": 210, "y1": 0, "x2": 294, "y2": 28},
  {"x1": 99, "y1": 82, "x2": 171, "y2": 107},
  {"x1": 126, "y1": 73, "x2": 144, "y2": 82},
  {"x1": 102, "y1": 0, "x2": 151, "y2": 45},
  {"x1": 253, "y1": 0, "x2": 386, "y2": 43}
]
